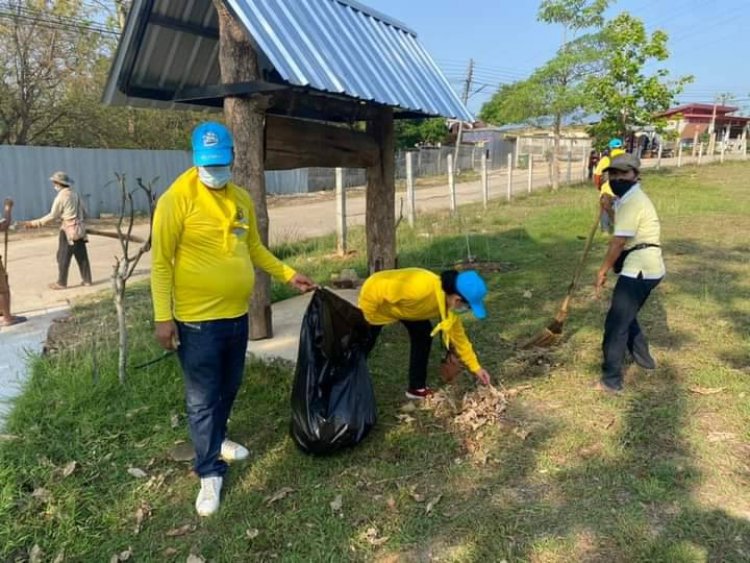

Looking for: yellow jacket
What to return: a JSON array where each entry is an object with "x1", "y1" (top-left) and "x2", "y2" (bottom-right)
[
  {"x1": 358, "y1": 268, "x2": 481, "y2": 373},
  {"x1": 151, "y1": 167, "x2": 296, "y2": 322}
]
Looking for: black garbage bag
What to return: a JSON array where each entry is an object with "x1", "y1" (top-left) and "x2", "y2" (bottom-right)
[{"x1": 290, "y1": 288, "x2": 377, "y2": 455}]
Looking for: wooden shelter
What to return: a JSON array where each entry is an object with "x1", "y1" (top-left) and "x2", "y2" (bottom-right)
[{"x1": 104, "y1": 0, "x2": 471, "y2": 337}]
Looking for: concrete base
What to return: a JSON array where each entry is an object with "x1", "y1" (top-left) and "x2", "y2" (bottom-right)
[{"x1": 248, "y1": 288, "x2": 360, "y2": 364}]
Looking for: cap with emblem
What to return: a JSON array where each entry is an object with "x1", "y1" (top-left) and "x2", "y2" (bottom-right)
[{"x1": 191, "y1": 122, "x2": 234, "y2": 167}]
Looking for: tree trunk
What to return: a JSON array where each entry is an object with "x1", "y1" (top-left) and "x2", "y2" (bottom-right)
[
  {"x1": 214, "y1": 1, "x2": 273, "y2": 339},
  {"x1": 365, "y1": 108, "x2": 396, "y2": 274},
  {"x1": 113, "y1": 264, "x2": 127, "y2": 384}
]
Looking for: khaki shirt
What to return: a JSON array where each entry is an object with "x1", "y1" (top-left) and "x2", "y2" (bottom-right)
[{"x1": 31, "y1": 188, "x2": 85, "y2": 229}]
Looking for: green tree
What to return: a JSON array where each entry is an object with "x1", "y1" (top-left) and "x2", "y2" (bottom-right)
[
  {"x1": 585, "y1": 13, "x2": 692, "y2": 144},
  {"x1": 394, "y1": 118, "x2": 449, "y2": 149},
  {"x1": 480, "y1": 0, "x2": 611, "y2": 190}
]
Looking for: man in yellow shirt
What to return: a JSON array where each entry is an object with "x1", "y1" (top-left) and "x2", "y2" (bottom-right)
[
  {"x1": 593, "y1": 139, "x2": 626, "y2": 232},
  {"x1": 594, "y1": 154, "x2": 664, "y2": 392},
  {"x1": 151, "y1": 122, "x2": 314, "y2": 516},
  {"x1": 359, "y1": 268, "x2": 492, "y2": 398}
]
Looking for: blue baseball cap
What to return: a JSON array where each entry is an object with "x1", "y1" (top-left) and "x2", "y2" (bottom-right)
[
  {"x1": 456, "y1": 270, "x2": 488, "y2": 320},
  {"x1": 608, "y1": 138, "x2": 623, "y2": 149},
  {"x1": 192, "y1": 122, "x2": 234, "y2": 166}
]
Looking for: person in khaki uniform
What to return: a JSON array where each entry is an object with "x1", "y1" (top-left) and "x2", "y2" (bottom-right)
[
  {"x1": 20, "y1": 172, "x2": 92, "y2": 289},
  {"x1": 594, "y1": 154, "x2": 664, "y2": 392}
]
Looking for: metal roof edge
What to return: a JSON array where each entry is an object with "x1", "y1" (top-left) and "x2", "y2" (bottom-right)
[
  {"x1": 333, "y1": 0, "x2": 417, "y2": 36},
  {"x1": 101, "y1": 0, "x2": 148, "y2": 105}
]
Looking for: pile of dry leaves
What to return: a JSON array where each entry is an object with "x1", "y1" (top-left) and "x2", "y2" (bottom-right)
[{"x1": 428, "y1": 384, "x2": 508, "y2": 432}]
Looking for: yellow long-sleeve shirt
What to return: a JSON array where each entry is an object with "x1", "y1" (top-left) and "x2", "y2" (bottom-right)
[
  {"x1": 593, "y1": 148, "x2": 626, "y2": 197},
  {"x1": 358, "y1": 268, "x2": 482, "y2": 373},
  {"x1": 151, "y1": 167, "x2": 296, "y2": 322}
]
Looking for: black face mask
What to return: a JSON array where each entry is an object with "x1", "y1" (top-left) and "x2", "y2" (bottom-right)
[{"x1": 610, "y1": 178, "x2": 637, "y2": 197}]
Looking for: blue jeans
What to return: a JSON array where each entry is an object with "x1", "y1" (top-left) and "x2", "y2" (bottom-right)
[
  {"x1": 176, "y1": 314, "x2": 249, "y2": 477},
  {"x1": 602, "y1": 275, "x2": 661, "y2": 389}
]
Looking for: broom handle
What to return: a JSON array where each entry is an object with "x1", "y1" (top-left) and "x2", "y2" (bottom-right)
[{"x1": 560, "y1": 211, "x2": 601, "y2": 314}]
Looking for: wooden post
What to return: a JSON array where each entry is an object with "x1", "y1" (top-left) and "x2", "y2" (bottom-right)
[
  {"x1": 720, "y1": 140, "x2": 726, "y2": 163},
  {"x1": 406, "y1": 151, "x2": 416, "y2": 227},
  {"x1": 743, "y1": 129, "x2": 748, "y2": 161},
  {"x1": 481, "y1": 151, "x2": 488, "y2": 209},
  {"x1": 697, "y1": 142, "x2": 703, "y2": 166},
  {"x1": 692, "y1": 131, "x2": 699, "y2": 156},
  {"x1": 566, "y1": 149, "x2": 572, "y2": 184},
  {"x1": 335, "y1": 168, "x2": 346, "y2": 255},
  {"x1": 656, "y1": 144, "x2": 663, "y2": 169},
  {"x1": 506, "y1": 153, "x2": 512, "y2": 201},
  {"x1": 527, "y1": 156, "x2": 533, "y2": 194},
  {"x1": 677, "y1": 142, "x2": 683, "y2": 167},
  {"x1": 448, "y1": 153, "x2": 456, "y2": 214},
  {"x1": 215, "y1": 1, "x2": 273, "y2": 339},
  {"x1": 709, "y1": 132, "x2": 716, "y2": 159},
  {"x1": 366, "y1": 107, "x2": 396, "y2": 274}
]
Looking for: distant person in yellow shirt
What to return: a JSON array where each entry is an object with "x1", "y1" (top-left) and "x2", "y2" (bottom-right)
[
  {"x1": 593, "y1": 138, "x2": 626, "y2": 232},
  {"x1": 359, "y1": 268, "x2": 492, "y2": 399},
  {"x1": 151, "y1": 122, "x2": 315, "y2": 517},
  {"x1": 594, "y1": 154, "x2": 664, "y2": 392}
]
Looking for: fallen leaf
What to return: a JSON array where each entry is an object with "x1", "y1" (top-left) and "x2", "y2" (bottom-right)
[
  {"x1": 410, "y1": 491, "x2": 425, "y2": 503},
  {"x1": 186, "y1": 555, "x2": 205, "y2": 563},
  {"x1": 363, "y1": 526, "x2": 389, "y2": 546},
  {"x1": 386, "y1": 496, "x2": 397, "y2": 511},
  {"x1": 265, "y1": 487, "x2": 295, "y2": 506},
  {"x1": 133, "y1": 501, "x2": 152, "y2": 534},
  {"x1": 400, "y1": 402, "x2": 417, "y2": 413},
  {"x1": 330, "y1": 494, "x2": 343, "y2": 512},
  {"x1": 246, "y1": 528, "x2": 260, "y2": 540},
  {"x1": 513, "y1": 427, "x2": 531, "y2": 441},
  {"x1": 170, "y1": 414, "x2": 180, "y2": 429},
  {"x1": 125, "y1": 406, "x2": 149, "y2": 419},
  {"x1": 168, "y1": 442, "x2": 195, "y2": 462},
  {"x1": 505, "y1": 384, "x2": 533, "y2": 398},
  {"x1": 396, "y1": 413, "x2": 415, "y2": 424},
  {"x1": 0, "y1": 433, "x2": 19, "y2": 442},
  {"x1": 165, "y1": 523, "x2": 196, "y2": 537},
  {"x1": 689, "y1": 386, "x2": 725, "y2": 396},
  {"x1": 522, "y1": 290, "x2": 533, "y2": 299},
  {"x1": 52, "y1": 551, "x2": 65, "y2": 563},
  {"x1": 29, "y1": 544, "x2": 44, "y2": 563},
  {"x1": 61, "y1": 461, "x2": 77, "y2": 478},
  {"x1": 109, "y1": 547, "x2": 133, "y2": 562},
  {"x1": 31, "y1": 487, "x2": 52, "y2": 502},
  {"x1": 163, "y1": 548, "x2": 178, "y2": 557},
  {"x1": 425, "y1": 494, "x2": 443, "y2": 515},
  {"x1": 127, "y1": 467, "x2": 148, "y2": 479}
]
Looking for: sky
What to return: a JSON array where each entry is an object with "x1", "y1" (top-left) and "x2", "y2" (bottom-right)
[{"x1": 364, "y1": 0, "x2": 750, "y2": 116}]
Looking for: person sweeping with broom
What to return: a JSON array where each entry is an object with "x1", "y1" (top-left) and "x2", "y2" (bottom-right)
[{"x1": 594, "y1": 154, "x2": 664, "y2": 392}]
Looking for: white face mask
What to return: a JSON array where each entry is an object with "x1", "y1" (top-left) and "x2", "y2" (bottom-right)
[{"x1": 198, "y1": 166, "x2": 232, "y2": 189}]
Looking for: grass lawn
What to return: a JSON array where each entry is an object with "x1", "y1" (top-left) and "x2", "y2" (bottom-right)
[{"x1": 1, "y1": 162, "x2": 749, "y2": 562}]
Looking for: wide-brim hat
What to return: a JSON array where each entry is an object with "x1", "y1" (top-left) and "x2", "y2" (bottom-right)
[{"x1": 50, "y1": 171, "x2": 73, "y2": 186}]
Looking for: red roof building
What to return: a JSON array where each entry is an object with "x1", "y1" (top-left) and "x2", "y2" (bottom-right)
[{"x1": 660, "y1": 103, "x2": 750, "y2": 142}]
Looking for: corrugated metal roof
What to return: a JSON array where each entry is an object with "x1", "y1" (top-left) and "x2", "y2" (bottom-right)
[{"x1": 104, "y1": 0, "x2": 472, "y2": 121}]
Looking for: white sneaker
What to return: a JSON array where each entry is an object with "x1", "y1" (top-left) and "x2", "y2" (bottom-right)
[
  {"x1": 221, "y1": 439, "x2": 249, "y2": 461},
  {"x1": 195, "y1": 476, "x2": 223, "y2": 517}
]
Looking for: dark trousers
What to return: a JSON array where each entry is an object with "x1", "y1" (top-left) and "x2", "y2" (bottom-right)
[
  {"x1": 602, "y1": 275, "x2": 661, "y2": 389},
  {"x1": 56, "y1": 230, "x2": 92, "y2": 286},
  {"x1": 176, "y1": 314, "x2": 249, "y2": 477},
  {"x1": 367, "y1": 320, "x2": 433, "y2": 389}
]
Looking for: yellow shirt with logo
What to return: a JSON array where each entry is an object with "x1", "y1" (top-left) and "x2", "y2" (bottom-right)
[
  {"x1": 594, "y1": 148, "x2": 626, "y2": 197},
  {"x1": 613, "y1": 185, "x2": 665, "y2": 279},
  {"x1": 151, "y1": 167, "x2": 296, "y2": 322},
  {"x1": 358, "y1": 268, "x2": 481, "y2": 373}
]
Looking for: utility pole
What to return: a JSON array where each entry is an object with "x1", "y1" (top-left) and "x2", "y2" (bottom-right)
[{"x1": 452, "y1": 59, "x2": 474, "y2": 170}]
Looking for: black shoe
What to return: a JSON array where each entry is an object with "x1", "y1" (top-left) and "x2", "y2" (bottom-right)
[{"x1": 632, "y1": 350, "x2": 656, "y2": 370}]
